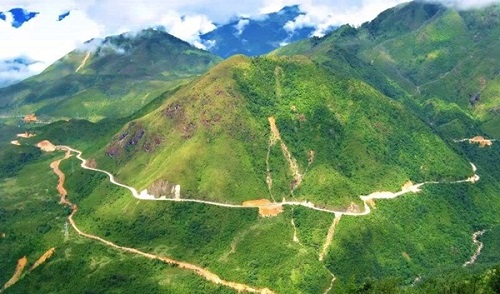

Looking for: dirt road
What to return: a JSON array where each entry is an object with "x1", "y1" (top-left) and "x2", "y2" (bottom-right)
[
  {"x1": 48, "y1": 146, "x2": 275, "y2": 294},
  {"x1": 49, "y1": 149, "x2": 72, "y2": 205},
  {"x1": 41, "y1": 142, "x2": 481, "y2": 292}
]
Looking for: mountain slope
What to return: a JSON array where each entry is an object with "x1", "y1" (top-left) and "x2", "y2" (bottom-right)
[
  {"x1": 1, "y1": 2, "x2": 499, "y2": 293},
  {"x1": 273, "y1": 2, "x2": 500, "y2": 138},
  {"x1": 64, "y1": 49, "x2": 498, "y2": 292},
  {"x1": 0, "y1": 29, "x2": 221, "y2": 122},
  {"x1": 94, "y1": 54, "x2": 471, "y2": 209}
]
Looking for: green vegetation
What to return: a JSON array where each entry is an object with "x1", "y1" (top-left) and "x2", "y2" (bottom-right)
[
  {"x1": 1, "y1": 1, "x2": 499, "y2": 293},
  {"x1": 93, "y1": 54, "x2": 471, "y2": 209},
  {"x1": 274, "y1": 2, "x2": 500, "y2": 140}
]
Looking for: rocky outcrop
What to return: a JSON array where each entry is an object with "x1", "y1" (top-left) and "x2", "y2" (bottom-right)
[{"x1": 148, "y1": 179, "x2": 180, "y2": 199}]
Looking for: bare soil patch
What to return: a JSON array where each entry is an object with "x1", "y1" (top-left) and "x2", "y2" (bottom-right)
[
  {"x1": 30, "y1": 248, "x2": 55, "y2": 271},
  {"x1": 23, "y1": 114, "x2": 37, "y2": 123},
  {"x1": 2, "y1": 256, "x2": 28, "y2": 290},
  {"x1": 243, "y1": 199, "x2": 284, "y2": 217},
  {"x1": 36, "y1": 140, "x2": 56, "y2": 152},
  {"x1": 469, "y1": 136, "x2": 493, "y2": 147}
]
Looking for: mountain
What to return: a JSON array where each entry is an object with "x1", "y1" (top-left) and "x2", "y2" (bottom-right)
[
  {"x1": 273, "y1": 1, "x2": 500, "y2": 138},
  {"x1": 0, "y1": 28, "x2": 221, "y2": 121},
  {"x1": 201, "y1": 5, "x2": 333, "y2": 58},
  {"x1": 1, "y1": 2, "x2": 500, "y2": 294},
  {"x1": 95, "y1": 54, "x2": 470, "y2": 208}
]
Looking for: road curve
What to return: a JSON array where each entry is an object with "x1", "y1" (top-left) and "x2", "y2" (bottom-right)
[
  {"x1": 51, "y1": 147, "x2": 274, "y2": 294},
  {"x1": 57, "y1": 145, "x2": 480, "y2": 218},
  {"x1": 463, "y1": 230, "x2": 487, "y2": 267},
  {"x1": 50, "y1": 144, "x2": 481, "y2": 290}
]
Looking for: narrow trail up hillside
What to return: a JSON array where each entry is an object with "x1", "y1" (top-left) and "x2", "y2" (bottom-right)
[
  {"x1": 290, "y1": 217, "x2": 300, "y2": 243},
  {"x1": 268, "y1": 117, "x2": 303, "y2": 192},
  {"x1": 319, "y1": 214, "x2": 342, "y2": 261},
  {"x1": 463, "y1": 230, "x2": 487, "y2": 267},
  {"x1": 323, "y1": 272, "x2": 336, "y2": 294},
  {"x1": 75, "y1": 51, "x2": 91, "y2": 73},
  {"x1": 48, "y1": 146, "x2": 275, "y2": 294}
]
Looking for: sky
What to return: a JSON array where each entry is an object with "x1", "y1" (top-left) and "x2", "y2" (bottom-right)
[{"x1": 0, "y1": 0, "x2": 498, "y2": 87}]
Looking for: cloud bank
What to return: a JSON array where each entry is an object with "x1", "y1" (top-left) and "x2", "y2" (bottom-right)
[{"x1": 0, "y1": 0, "x2": 497, "y2": 87}]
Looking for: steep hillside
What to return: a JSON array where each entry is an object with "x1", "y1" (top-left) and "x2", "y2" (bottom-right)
[
  {"x1": 95, "y1": 54, "x2": 471, "y2": 209},
  {"x1": 273, "y1": 2, "x2": 500, "y2": 137},
  {"x1": 20, "y1": 51, "x2": 496, "y2": 293},
  {"x1": 0, "y1": 29, "x2": 221, "y2": 122}
]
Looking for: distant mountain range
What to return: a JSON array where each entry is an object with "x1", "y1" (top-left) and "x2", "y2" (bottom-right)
[
  {"x1": 0, "y1": 5, "x2": 332, "y2": 88},
  {"x1": 201, "y1": 5, "x2": 335, "y2": 58}
]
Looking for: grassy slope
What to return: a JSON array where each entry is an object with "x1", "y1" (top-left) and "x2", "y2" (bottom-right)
[
  {"x1": 269, "y1": 1, "x2": 500, "y2": 288},
  {"x1": 1, "y1": 2, "x2": 499, "y2": 293},
  {"x1": 0, "y1": 156, "x2": 234, "y2": 294}
]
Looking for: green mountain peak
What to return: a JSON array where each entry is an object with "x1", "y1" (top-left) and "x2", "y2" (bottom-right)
[{"x1": 0, "y1": 28, "x2": 221, "y2": 122}]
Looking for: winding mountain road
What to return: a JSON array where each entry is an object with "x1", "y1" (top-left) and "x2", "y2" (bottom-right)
[
  {"x1": 58, "y1": 145, "x2": 480, "y2": 218},
  {"x1": 33, "y1": 141, "x2": 483, "y2": 293},
  {"x1": 50, "y1": 146, "x2": 274, "y2": 294}
]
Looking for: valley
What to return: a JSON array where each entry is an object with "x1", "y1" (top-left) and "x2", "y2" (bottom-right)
[{"x1": 2, "y1": 130, "x2": 486, "y2": 293}]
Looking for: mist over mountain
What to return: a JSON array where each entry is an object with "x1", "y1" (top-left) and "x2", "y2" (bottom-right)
[{"x1": 0, "y1": 28, "x2": 221, "y2": 121}]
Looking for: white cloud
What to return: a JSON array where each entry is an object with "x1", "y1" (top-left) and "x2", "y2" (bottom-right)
[
  {"x1": 268, "y1": 0, "x2": 410, "y2": 37},
  {"x1": 159, "y1": 12, "x2": 216, "y2": 48},
  {"x1": 0, "y1": 1, "x2": 101, "y2": 86},
  {"x1": 234, "y1": 19, "x2": 250, "y2": 36},
  {"x1": 427, "y1": 0, "x2": 499, "y2": 9},
  {"x1": 0, "y1": 58, "x2": 41, "y2": 87},
  {"x1": 266, "y1": 0, "x2": 498, "y2": 37}
]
